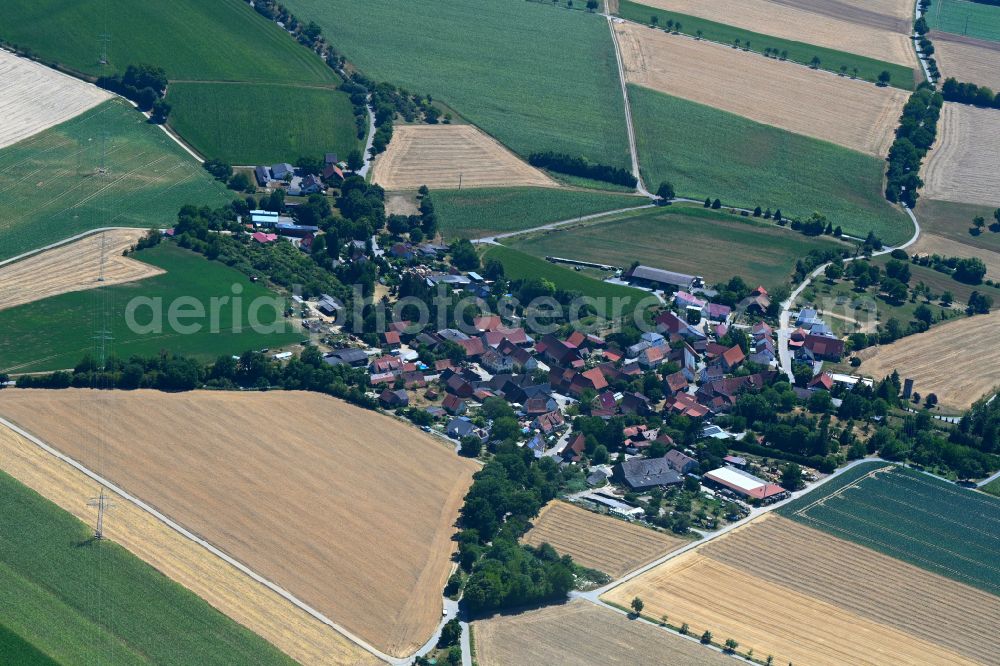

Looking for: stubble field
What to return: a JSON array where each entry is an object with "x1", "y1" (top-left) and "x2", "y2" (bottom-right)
[
  {"x1": 929, "y1": 34, "x2": 1000, "y2": 98},
  {"x1": 0, "y1": 389, "x2": 477, "y2": 658},
  {"x1": 0, "y1": 423, "x2": 374, "y2": 666},
  {"x1": 923, "y1": 103, "x2": 1000, "y2": 207},
  {"x1": 604, "y1": 513, "x2": 989, "y2": 666},
  {"x1": 0, "y1": 49, "x2": 111, "y2": 150},
  {"x1": 0, "y1": 229, "x2": 161, "y2": 311},
  {"x1": 474, "y1": 599, "x2": 731, "y2": 666},
  {"x1": 522, "y1": 501, "x2": 685, "y2": 579},
  {"x1": 859, "y1": 311, "x2": 1000, "y2": 410},
  {"x1": 614, "y1": 23, "x2": 908, "y2": 156},
  {"x1": 637, "y1": 0, "x2": 918, "y2": 66},
  {"x1": 371, "y1": 124, "x2": 557, "y2": 191},
  {"x1": 909, "y1": 233, "x2": 1000, "y2": 278}
]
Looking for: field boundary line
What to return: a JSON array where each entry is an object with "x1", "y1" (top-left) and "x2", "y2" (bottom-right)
[
  {"x1": 606, "y1": 16, "x2": 650, "y2": 197},
  {"x1": 0, "y1": 415, "x2": 403, "y2": 665},
  {"x1": 0, "y1": 227, "x2": 149, "y2": 270},
  {"x1": 471, "y1": 203, "x2": 654, "y2": 244}
]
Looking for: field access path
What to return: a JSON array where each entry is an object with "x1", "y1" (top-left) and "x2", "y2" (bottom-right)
[{"x1": 606, "y1": 15, "x2": 651, "y2": 197}]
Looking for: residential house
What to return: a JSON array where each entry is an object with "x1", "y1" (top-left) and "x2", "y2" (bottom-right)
[
  {"x1": 474, "y1": 315, "x2": 502, "y2": 332},
  {"x1": 533, "y1": 410, "x2": 565, "y2": 434},
  {"x1": 378, "y1": 389, "x2": 408, "y2": 409},
  {"x1": 447, "y1": 416, "x2": 477, "y2": 439},
  {"x1": 720, "y1": 345, "x2": 745, "y2": 372},
  {"x1": 801, "y1": 334, "x2": 845, "y2": 361},
  {"x1": 569, "y1": 367, "x2": 609, "y2": 397},
  {"x1": 668, "y1": 392, "x2": 710, "y2": 418},
  {"x1": 808, "y1": 373, "x2": 834, "y2": 391},
  {"x1": 270, "y1": 163, "x2": 294, "y2": 181},
  {"x1": 382, "y1": 331, "x2": 401, "y2": 349},
  {"x1": 537, "y1": 334, "x2": 580, "y2": 367},
  {"x1": 674, "y1": 290, "x2": 707, "y2": 310},
  {"x1": 445, "y1": 374, "x2": 476, "y2": 398},
  {"x1": 323, "y1": 348, "x2": 368, "y2": 367},
  {"x1": 254, "y1": 165, "x2": 271, "y2": 186},
  {"x1": 480, "y1": 347, "x2": 515, "y2": 375},
  {"x1": 665, "y1": 449, "x2": 698, "y2": 475},
  {"x1": 620, "y1": 392, "x2": 653, "y2": 416},
  {"x1": 663, "y1": 371, "x2": 689, "y2": 397},
  {"x1": 442, "y1": 394, "x2": 468, "y2": 415},
  {"x1": 704, "y1": 303, "x2": 732, "y2": 323},
  {"x1": 612, "y1": 456, "x2": 683, "y2": 490},
  {"x1": 456, "y1": 337, "x2": 485, "y2": 359},
  {"x1": 562, "y1": 433, "x2": 587, "y2": 463}
]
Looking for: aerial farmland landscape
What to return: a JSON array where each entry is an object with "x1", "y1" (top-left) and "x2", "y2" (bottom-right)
[{"x1": 1, "y1": 0, "x2": 998, "y2": 664}]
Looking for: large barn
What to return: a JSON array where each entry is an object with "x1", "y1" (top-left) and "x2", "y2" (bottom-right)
[{"x1": 703, "y1": 465, "x2": 787, "y2": 503}]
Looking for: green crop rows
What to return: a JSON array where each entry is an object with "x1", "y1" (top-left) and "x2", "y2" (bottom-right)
[
  {"x1": 928, "y1": 0, "x2": 1000, "y2": 42},
  {"x1": 780, "y1": 463, "x2": 1000, "y2": 595}
]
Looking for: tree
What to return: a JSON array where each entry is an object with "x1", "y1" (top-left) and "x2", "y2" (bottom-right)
[
  {"x1": 450, "y1": 238, "x2": 480, "y2": 271},
  {"x1": 203, "y1": 159, "x2": 233, "y2": 182},
  {"x1": 914, "y1": 303, "x2": 934, "y2": 324},
  {"x1": 656, "y1": 181, "x2": 675, "y2": 203},
  {"x1": 651, "y1": 15, "x2": 658, "y2": 25},
  {"x1": 346, "y1": 149, "x2": 364, "y2": 172},
  {"x1": 925, "y1": 393, "x2": 938, "y2": 409},
  {"x1": 438, "y1": 618, "x2": 461, "y2": 648},
  {"x1": 680, "y1": 623, "x2": 690, "y2": 635},
  {"x1": 753, "y1": 206, "x2": 762, "y2": 217},
  {"x1": 631, "y1": 597, "x2": 644, "y2": 615},
  {"x1": 973, "y1": 216, "x2": 986, "y2": 233},
  {"x1": 586, "y1": 0, "x2": 598, "y2": 10},
  {"x1": 995, "y1": 208, "x2": 1000, "y2": 229},
  {"x1": 150, "y1": 99, "x2": 171, "y2": 123},
  {"x1": 460, "y1": 435, "x2": 482, "y2": 457},
  {"x1": 824, "y1": 262, "x2": 843, "y2": 281},
  {"x1": 792, "y1": 363, "x2": 813, "y2": 386},
  {"x1": 878, "y1": 70, "x2": 891, "y2": 86},
  {"x1": 781, "y1": 463, "x2": 804, "y2": 490},
  {"x1": 914, "y1": 16, "x2": 928, "y2": 35},
  {"x1": 724, "y1": 638, "x2": 739, "y2": 653},
  {"x1": 774, "y1": 209, "x2": 782, "y2": 222},
  {"x1": 703, "y1": 197, "x2": 711, "y2": 208},
  {"x1": 810, "y1": 56, "x2": 821, "y2": 69},
  {"x1": 701, "y1": 630, "x2": 713, "y2": 644},
  {"x1": 228, "y1": 172, "x2": 252, "y2": 193},
  {"x1": 954, "y1": 257, "x2": 986, "y2": 284},
  {"x1": 593, "y1": 444, "x2": 609, "y2": 465},
  {"x1": 711, "y1": 198, "x2": 722, "y2": 209}
]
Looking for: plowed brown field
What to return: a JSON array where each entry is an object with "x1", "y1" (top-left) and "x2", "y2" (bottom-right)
[
  {"x1": 859, "y1": 310, "x2": 1000, "y2": 409},
  {"x1": 0, "y1": 422, "x2": 380, "y2": 666},
  {"x1": 604, "y1": 541, "x2": 979, "y2": 665},
  {"x1": 0, "y1": 49, "x2": 112, "y2": 149},
  {"x1": 0, "y1": 389, "x2": 477, "y2": 658},
  {"x1": 931, "y1": 32, "x2": 1000, "y2": 92},
  {"x1": 614, "y1": 23, "x2": 908, "y2": 156},
  {"x1": 638, "y1": 0, "x2": 918, "y2": 67},
  {"x1": 923, "y1": 103, "x2": 1000, "y2": 207},
  {"x1": 703, "y1": 515, "x2": 1000, "y2": 664},
  {"x1": 371, "y1": 124, "x2": 557, "y2": 190},
  {"x1": 0, "y1": 229, "x2": 161, "y2": 311},
  {"x1": 474, "y1": 599, "x2": 731, "y2": 666},
  {"x1": 522, "y1": 501, "x2": 685, "y2": 578}
]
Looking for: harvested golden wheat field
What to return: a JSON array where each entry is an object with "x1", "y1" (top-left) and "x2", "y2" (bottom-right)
[
  {"x1": 522, "y1": 501, "x2": 685, "y2": 578},
  {"x1": 0, "y1": 389, "x2": 477, "y2": 658},
  {"x1": 614, "y1": 23, "x2": 908, "y2": 156},
  {"x1": 370, "y1": 124, "x2": 558, "y2": 190},
  {"x1": 923, "y1": 103, "x2": 1000, "y2": 207},
  {"x1": 911, "y1": 233, "x2": 1000, "y2": 278},
  {"x1": 474, "y1": 599, "x2": 731, "y2": 666},
  {"x1": 0, "y1": 421, "x2": 381, "y2": 666},
  {"x1": 931, "y1": 33, "x2": 1000, "y2": 93},
  {"x1": 859, "y1": 311, "x2": 1000, "y2": 410},
  {"x1": 0, "y1": 229, "x2": 161, "y2": 311},
  {"x1": 0, "y1": 49, "x2": 112, "y2": 149},
  {"x1": 703, "y1": 515, "x2": 1000, "y2": 664},
  {"x1": 604, "y1": 530, "x2": 980, "y2": 665},
  {"x1": 638, "y1": 0, "x2": 918, "y2": 66}
]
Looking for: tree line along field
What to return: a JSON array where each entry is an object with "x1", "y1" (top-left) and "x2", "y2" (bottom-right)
[
  {"x1": 281, "y1": 0, "x2": 631, "y2": 169},
  {"x1": 0, "y1": 389, "x2": 478, "y2": 658},
  {"x1": 0, "y1": 0, "x2": 357, "y2": 164},
  {"x1": 778, "y1": 463, "x2": 1000, "y2": 595},
  {"x1": 0, "y1": 243, "x2": 303, "y2": 374},
  {"x1": 434, "y1": 187, "x2": 645, "y2": 239},
  {"x1": 0, "y1": 99, "x2": 232, "y2": 262},
  {"x1": 614, "y1": 22, "x2": 909, "y2": 157},
  {"x1": 506, "y1": 205, "x2": 847, "y2": 290},
  {"x1": 0, "y1": 467, "x2": 294, "y2": 665},
  {"x1": 474, "y1": 600, "x2": 733, "y2": 666},
  {"x1": 630, "y1": 0, "x2": 918, "y2": 69},
  {"x1": 928, "y1": 0, "x2": 1000, "y2": 42},
  {"x1": 616, "y1": 0, "x2": 917, "y2": 88},
  {"x1": 166, "y1": 82, "x2": 359, "y2": 166},
  {"x1": 627, "y1": 85, "x2": 914, "y2": 245}
]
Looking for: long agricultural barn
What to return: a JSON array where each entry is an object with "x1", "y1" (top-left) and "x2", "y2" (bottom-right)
[{"x1": 703, "y1": 466, "x2": 787, "y2": 502}]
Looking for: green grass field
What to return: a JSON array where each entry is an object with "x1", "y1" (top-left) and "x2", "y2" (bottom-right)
[
  {"x1": 0, "y1": 243, "x2": 303, "y2": 373},
  {"x1": 928, "y1": 0, "x2": 1000, "y2": 42},
  {"x1": 281, "y1": 0, "x2": 630, "y2": 168},
  {"x1": 434, "y1": 187, "x2": 645, "y2": 239},
  {"x1": 779, "y1": 463, "x2": 1000, "y2": 595},
  {"x1": 482, "y1": 244, "x2": 652, "y2": 324},
  {"x1": 0, "y1": 469, "x2": 293, "y2": 664},
  {"x1": 0, "y1": 100, "x2": 231, "y2": 262},
  {"x1": 0, "y1": 0, "x2": 357, "y2": 163},
  {"x1": 915, "y1": 199, "x2": 1000, "y2": 253},
  {"x1": 507, "y1": 205, "x2": 847, "y2": 289},
  {"x1": 982, "y1": 478, "x2": 1000, "y2": 497},
  {"x1": 617, "y1": 0, "x2": 918, "y2": 89},
  {"x1": 628, "y1": 85, "x2": 913, "y2": 246},
  {"x1": 166, "y1": 83, "x2": 358, "y2": 165}
]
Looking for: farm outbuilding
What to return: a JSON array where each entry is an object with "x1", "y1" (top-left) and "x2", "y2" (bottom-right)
[{"x1": 703, "y1": 466, "x2": 787, "y2": 503}]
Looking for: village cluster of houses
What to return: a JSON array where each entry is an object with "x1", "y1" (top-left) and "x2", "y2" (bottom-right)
[{"x1": 254, "y1": 153, "x2": 345, "y2": 196}]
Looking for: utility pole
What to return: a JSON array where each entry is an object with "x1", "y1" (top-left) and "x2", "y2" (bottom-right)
[
  {"x1": 98, "y1": 33, "x2": 111, "y2": 66},
  {"x1": 87, "y1": 488, "x2": 115, "y2": 540},
  {"x1": 97, "y1": 232, "x2": 107, "y2": 283},
  {"x1": 458, "y1": 173, "x2": 463, "y2": 190}
]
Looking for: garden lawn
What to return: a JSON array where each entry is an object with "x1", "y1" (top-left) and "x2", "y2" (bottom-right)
[
  {"x1": 779, "y1": 463, "x2": 1000, "y2": 595},
  {"x1": 0, "y1": 0, "x2": 355, "y2": 164},
  {"x1": 280, "y1": 0, "x2": 631, "y2": 168},
  {"x1": 628, "y1": 85, "x2": 913, "y2": 245},
  {"x1": 508, "y1": 205, "x2": 847, "y2": 289},
  {"x1": 434, "y1": 187, "x2": 645, "y2": 239},
  {"x1": 0, "y1": 100, "x2": 231, "y2": 262},
  {"x1": 0, "y1": 470, "x2": 293, "y2": 665},
  {"x1": 928, "y1": 0, "x2": 1000, "y2": 42},
  {"x1": 167, "y1": 83, "x2": 358, "y2": 165},
  {"x1": 482, "y1": 245, "x2": 653, "y2": 325},
  {"x1": 0, "y1": 243, "x2": 303, "y2": 373},
  {"x1": 618, "y1": 0, "x2": 917, "y2": 89}
]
